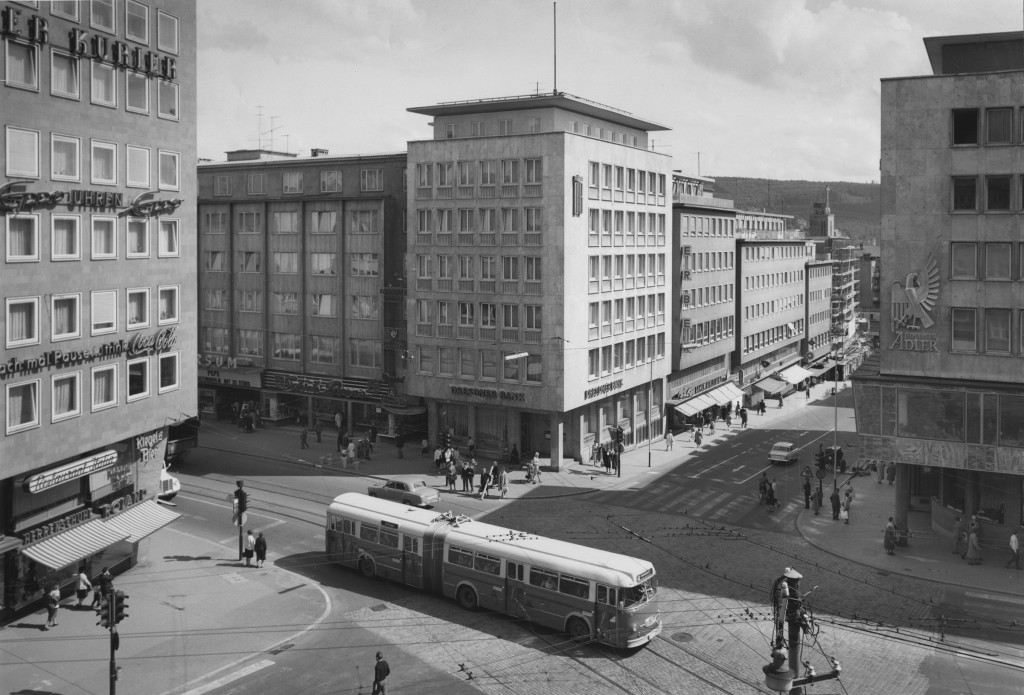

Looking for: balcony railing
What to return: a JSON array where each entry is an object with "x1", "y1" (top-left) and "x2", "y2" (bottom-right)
[{"x1": 437, "y1": 324, "x2": 454, "y2": 338}]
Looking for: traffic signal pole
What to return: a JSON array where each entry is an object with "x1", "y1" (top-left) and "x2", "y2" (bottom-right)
[{"x1": 108, "y1": 599, "x2": 117, "y2": 695}]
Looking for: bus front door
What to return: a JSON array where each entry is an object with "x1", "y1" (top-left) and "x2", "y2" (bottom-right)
[{"x1": 594, "y1": 585, "x2": 619, "y2": 645}]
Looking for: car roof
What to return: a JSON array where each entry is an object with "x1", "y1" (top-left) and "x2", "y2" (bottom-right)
[
  {"x1": 773, "y1": 442, "x2": 793, "y2": 447},
  {"x1": 387, "y1": 475, "x2": 429, "y2": 487}
]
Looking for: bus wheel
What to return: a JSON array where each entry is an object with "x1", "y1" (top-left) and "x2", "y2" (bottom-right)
[
  {"x1": 567, "y1": 617, "x2": 590, "y2": 642},
  {"x1": 359, "y1": 557, "x2": 375, "y2": 579},
  {"x1": 456, "y1": 585, "x2": 478, "y2": 610}
]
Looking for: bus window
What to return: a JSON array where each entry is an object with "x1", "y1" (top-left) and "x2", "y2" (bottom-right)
[
  {"x1": 529, "y1": 568, "x2": 558, "y2": 591},
  {"x1": 559, "y1": 574, "x2": 590, "y2": 599},
  {"x1": 597, "y1": 585, "x2": 617, "y2": 605},
  {"x1": 403, "y1": 536, "x2": 420, "y2": 554},
  {"x1": 474, "y1": 553, "x2": 500, "y2": 576},
  {"x1": 359, "y1": 524, "x2": 379, "y2": 544},
  {"x1": 379, "y1": 528, "x2": 399, "y2": 549},
  {"x1": 447, "y1": 546, "x2": 474, "y2": 569},
  {"x1": 621, "y1": 579, "x2": 657, "y2": 607},
  {"x1": 507, "y1": 561, "x2": 524, "y2": 581}
]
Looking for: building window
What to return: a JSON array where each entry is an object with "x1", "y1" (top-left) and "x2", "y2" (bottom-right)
[
  {"x1": 283, "y1": 172, "x2": 303, "y2": 194},
  {"x1": 157, "y1": 9, "x2": 179, "y2": 53},
  {"x1": 952, "y1": 177, "x2": 977, "y2": 211},
  {"x1": 237, "y1": 329, "x2": 263, "y2": 357},
  {"x1": 204, "y1": 327, "x2": 228, "y2": 353},
  {"x1": 986, "y1": 107, "x2": 1012, "y2": 145},
  {"x1": 350, "y1": 339, "x2": 381, "y2": 368},
  {"x1": 157, "y1": 79, "x2": 178, "y2": 119},
  {"x1": 127, "y1": 357, "x2": 149, "y2": 401},
  {"x1": 445, "y1": 123, "x2": 456, "y2": 139},
  {"x1": 52, "y1": 372, "x2": 81, "y2": 422},
  {"x1": 91, "y1": 290, "x2": 117, "y2": 334},
  {"x1": 6, "y1": 126, "x2": 39, "y2": 178},
  {"x1": 6, "y1": 40, "x2": 38, "y2": 90},
  {"x1": 50, "y1": 50, "x2": 80, "y2": 99},
  {"x1": 309, "y1": 336, "x2": 338, "y2": 364},
  {"x1": 158, "y1": 150, "x2": 179, "y2": 190},
  {"x1": 126, "y1": 145, "x2": 150, "y2": 187},
  {"x1": 350, "y1": 295, "x2": 378, "y2": 319},
  {"x1": 126, "y1": 70, "x2": 149, "y2": 113},
  {"x1": 480, "y1": 160, "x2": 497, "y2": 186},
  {"x1": 459, "y1": 348, "x2": 476, "y2": 378},
  {"x1": 127, "y1": 288, "x2": 149, "y2": 329},
  {"x1": 91, "y1": 140, "x2": 117, "y2": 184},
  {"x1": 51, "y1": 293, "x2": 81, "y2": 341},
  {"x1": 237, "y1": 290, "x2": 262, "y2": 313},
  {"x1": 360, "y1": 169, "x2": 383, "y2": 191},
  {"x1": 272, "y1": 333, "x2": 301, "y2": 360},
  {"x1": 90, "y1": 62, "x2": 116, "y2": 106},
  {"x1": 310, "y1": 293, "x2": 336, "y2": 317},
  {"x1": 351, "y1": 253, "x2": 379, "y2": 276},
  {"x1": 952, "y1": 109, "x2": 979, "y2": 146},
  {"x1": 350, "y1": 209, "x2": 377, "y2": 234},
  {"x1": 525, "y1": 305, "x2": 542, "y2": 330},
  {"x1": 950, "y1": 242, "x2": 977, "y2": 279},
  {"x1": 91, "y1": 0, "x2": 116, "y2": 32},
  {"x1": 499, "y1": 119, "x2": 512, "y2": 135},
  {"x1": 310, "y1": 253, "x2": 336, "y2": 275},
  {"x1": 273, "y1": 252, "x2": 297, "y2": 273},
  {"x1": 155, "y1": 352, "x2": 179, "y2": 393},
  {"x1": 204, "y1": 251, "x2": 225, "y2": 271},
  {"x1": 158, "y1": 219, "x2": 178, "y2": 256},
  {"x1": 986, "y1": 175, "x2": 1011, "y2": 211},
  {"x1": 158, "y1": 286, "x2": 178, "y2": 324},
  {"x1": 272, "y1": 292, "x2": 298, "y2": 315},
  {"x1": 126, "y1": 218, "x2": 148, "y2": 257},
  {"x1": 985, "y1": 308, "x2": 1011, "y2": 354},
  {"x1": 238, "y1": 211, "x2": 261, "y2": 234},
  {"x1": 321, "y1": 170, "x2": 342, "y2": 192},
  {"x1": 51, "y1": 1, "x2": 81, "y2": 21},
  {"x1": 985, "y1": 242, "x2": 1012, "y2": 280},
  {"x1": 238, "y1": 251, "x2": 261, "y2": 273},
  {"x1": 91, "y1": 365, "x2": 117, "y2": 411},
  {"x1": 501, "y1": 159, "x2": 519, "y2": 185},
  {"x1": 51, "y1": 134, "x2": 80, "y2": 181},
  {"x1": 7, "y1": 380, "x2": 40, "y2": 434},
  {"x1": 247, "y1": 173, "x2": 266, "y2": 195},
  {"x1": 951, "y1": 308, "x2": 976, "y2": 352},
  {"x1": 51, "y1": 215, "x2": 80, "y2": 260},
  {"x1": 6, "y1": 297, "x2": 39, "y2": 347},
  {"x1": 125, "y1": 0, "x2": 149, "y2": 43}
]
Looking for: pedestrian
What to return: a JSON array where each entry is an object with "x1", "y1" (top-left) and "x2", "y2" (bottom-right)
[
  {"x1": 43, "y1": 584, "x2": 60, "y2": 630},
  {"x1": 510, "y1": 444, "x2": 520, "y2": 469},
  {"x1": 885, "y1": 461, "x2": 896, "y2": 485},
  {"x1": 708, "y1": 419, "x2": 715, "y2": 434},
  {"x1": 952, "y1": 516, "x2": 965, "y2": 555},
  {"x1": 1005, "y1": 527, "x2": 1020, "y2": 570},
  {"x1": 965, "y1": 529, "x2": 982, "y2": 565},
  {"x1": 663, "y1": 431, "x2": 673, "y2": 451},
  {"x1": 362, "y1": 433, "x2": 372, "y2": 460},
  {"x1": 531, "y1": 452, "x2": 543, "y2": 484},
  {"x1": 231, "y1": 401, "x2": 239, "y2": 425},
  {"x1": 369, "y1": 425, "x2": 378, "y2": 452},
  {"x1": 334, "y1": 409, "x2": 343, "y2": 431},
  {"x1": 93, "y1": 567, "x2": 113, "y2": 609},
  {"x1": 740, "y1": 407, "x2": 748, "y2": 428},
  {"x1": 372, "y1": 651, "x2": 391, "y2": 695},
  {"x1": 758, "y1": 473, "x2": 769, "y2": 505},
  {"x1": 841, "y1": 490, "x2": 852, "y2": 524},
  {"x1": 812, "y1": 486, "x2": 823, "y2": 515},
  {"x1": 75, "y1": 565, "x2": 92, "y2": 608},
  {"x1": 251, "y1": 407, "x2": 261, "y2": 430},
  {"x1": 591, "y1": 441, "x2": 602, "y2": 465},
  {"x1": 446, "y1": 459, "x2": 457, "y2": 491},
  {"x1": 778, "y1": 394, "x2": 784, "y2": 409},
  {"x1": 498, "y1": 466, "x2": 509, "y2": 499},
  {"x1": 347, "y1": 439, "x2": 357, "y2": 464},
  {"x1": 433, "y1": 445, "x2": 443, "y2": 473},
  {"x1": 883, "y1": 517, "x2": 897, "y2": 555},
  {"x1": 802, "y1": 478, "x2": 811, "y2": 509},
  {"x1": 421, "y1": 438, "x2": 430, "y2": 457},
  {"x1": 829, "y1": 489, "x2": 840, "y2": 520},
  {"x1": 300, "y1": 426, "x2": 309, "y2": 449},
  {"x1": 806, "y1": 387, "x2": 811, "y2": 401},
  {"x1": 768, "y1": 479, "x2": 778, "y2": 512},
  {"x1": 478, "y1": 463, "x2": 492, "y2": 499},
  {"x1": 725, "y1": 413, "x2": 732, "y2": 428},
  {"x1": 465, "y1": 459, "x2": 476, "y2": 492},
  {"x1": 877, "y1": 459, "x2": 886, "y2": 484},
  {"x1": 255, "y1": 531, "x2": 267, "y2": 568},
  {"x1": 694, "y1": 430, "x2": 703, "y2": 447},
  {"x1": 601, "y1": 444, "x2": 611, "y2": 473},
  {"x1": 467, "y1": 436, "x2": 476, "y2": 458},
  {"x1": 395, "y1": 433, "x2": 405, "y2": 459},
  {"x1": 245, "y1": 529, "x2": 256, "y2": 566}
]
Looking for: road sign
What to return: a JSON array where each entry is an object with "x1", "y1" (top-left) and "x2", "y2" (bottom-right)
[
  {"x1": 232, "y1": 511, "x2": 248, "y2": 527},
  {"x1": 800, "y1": 466, "x2": 812, "y2": 478},
  {"x1": 815, "y1": 468, "x2": 826, "y2": 480}
]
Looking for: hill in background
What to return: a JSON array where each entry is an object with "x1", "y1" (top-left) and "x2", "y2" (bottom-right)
[{"x1": 711, "y1": 177, "x2": 881, "y2": 245}]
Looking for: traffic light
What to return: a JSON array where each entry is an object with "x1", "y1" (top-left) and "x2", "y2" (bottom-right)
[
  {"x1": 113, "y1": 590, "x2": 129, "y2": 624},
  {"x1": 615, "y1": 426, "x2": 625, "y2": 452},
  {"x1": 443, "y1": 431, "x2": 451, "y2": 449},
  {"x1": 97, "y1": 595, "x2": 111, "y2": 629},
  {"x1": 234, "y1": 482, "x2": 248, "y2": 514}
]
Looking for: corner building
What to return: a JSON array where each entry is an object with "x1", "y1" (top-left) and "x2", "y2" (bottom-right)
[
  {"x1": 405, "y1": 93, "x2": 671, "y2": 466},
  {"x1": 855, "y1": 31, "x2": 1024, "y2": 541},
  {"x1": 1, "y1": 0, "x2": 195, "y2": 619}
]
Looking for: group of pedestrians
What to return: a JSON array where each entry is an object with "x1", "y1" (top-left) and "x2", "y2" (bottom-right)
[
  {"x1": 244, "y1": 530, "x2": 268, "y2": 568},
  {"x1": 232, "y1": 401, "x2": 261, "y2": 433}
]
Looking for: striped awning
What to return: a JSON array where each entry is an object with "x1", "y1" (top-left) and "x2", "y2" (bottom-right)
[
  {"x1": 669, "y1": 382, "x2": 745, "y2": 417},
  {"x1": 754, "y1": 377, "x2": 788, "y2": 394},
  {"x1": 20, "y1": 520, "x2": 130, "y2": 571},
  {"x1": 780, "y1": 365, "x2": 814, "y2": 384},
  {"x1": 101, "y1": 500, "x2": 180, "y2": 543}
]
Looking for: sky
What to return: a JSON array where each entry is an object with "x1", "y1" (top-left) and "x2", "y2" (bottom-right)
[{"x1": 196, "y1": 0, "x2": 1024, "y2": 183}]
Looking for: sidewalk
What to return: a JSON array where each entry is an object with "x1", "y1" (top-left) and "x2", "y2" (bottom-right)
[{"x1": 0, "y1": 524, "x2": 328, "y2": 695}]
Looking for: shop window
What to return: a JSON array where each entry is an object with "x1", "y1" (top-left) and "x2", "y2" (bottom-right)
[{"x1": 897, "y1": 387, "x2": 964, "y2": 441}]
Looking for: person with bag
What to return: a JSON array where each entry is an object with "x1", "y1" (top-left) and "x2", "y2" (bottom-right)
[
  {"x1": 446, "y1": 459, "x2": 457, "y2": 492},
  {"x1": 498, "y1": 466, "x2": 509, "y2": 499},
  {"x1": 478, "y1": 463, "x2": 492, "y2": 499},
  {"x1": 883, "y1": 518, "x2": 897, "y2": 555},
  {"x1": 245, "y1": 530, "x2": 256, "y2": 566},
  {"x1": 75, "y1": 566, "x2": 92, "y2": 608},
  {"x1": 43, "y1": 584, "x2": 61, "y2": 630}
]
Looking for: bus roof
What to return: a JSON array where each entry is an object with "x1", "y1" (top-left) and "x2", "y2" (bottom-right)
[{"x1": 328, "y1": 493, "x2": 655, "y2": 587}]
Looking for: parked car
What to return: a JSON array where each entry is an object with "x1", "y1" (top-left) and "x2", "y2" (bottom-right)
[
  {"x1": 367, "y1": 476, "x2": 440, "y2": 507},
  {"x1": 768, "y1": 442, "x2": 799, "y2": 465}
]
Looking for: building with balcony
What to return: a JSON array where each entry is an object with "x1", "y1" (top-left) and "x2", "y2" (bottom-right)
[
  {"x1": 195, "y1": 149, "x2": 418, "y2": 437},
  {"x1": 807, "y1": 188, "x2": 861, "y2": 351},
  {"x1": 854, "y1": 30, "x2": 1024, "y2": 543},
  {"x1": 858, "y1": 245, "x2": 881, "y2": 346},
  {"x1": 805, "y1": 259, "x2": 835, "y2": 368},
  {"x1": 0, "y1": 0, "x2": 195, "y2": 618},
  {"x1": 405, "y1": 92, "x2": 671, "y2": 465}
]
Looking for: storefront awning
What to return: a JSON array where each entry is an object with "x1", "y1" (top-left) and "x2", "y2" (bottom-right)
[
  {"x1": 383, "y1": 404, "x2": 427, "y2": 416},
  {"x1": 20, "y1": 519, "x2": 130, "y2": 571},
  {"x1": 754, "y1": 377, "x2": 788, "y2": 394},
  {"x1": 101, "y1": 500, "x2": 180, "y2": 543},
  {"x1": 806, "y1": 360, "x2": 835, "y2": 378},
  {"x1": 779, "y1": 365, "x2": 814, "y2": 384},
  {"x1": 669, "y1": 383, "x2": 744, "y2": 417}
]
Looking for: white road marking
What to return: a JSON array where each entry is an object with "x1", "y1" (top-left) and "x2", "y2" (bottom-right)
[
  {"x1": 964, "y1": 591, "x2": 1024, "y2": 606},
  {"x1": 179, "y1": 659, "x2": 275, "y2": 695}
]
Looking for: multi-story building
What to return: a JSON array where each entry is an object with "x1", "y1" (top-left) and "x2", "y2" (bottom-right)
[
  {"x1": 805, "y1": 259, "x2": 834, "y2": 366},
  {"x1": 195, "y1": 150, "x2": 419, "y2": 437},
  {"x1": 666, "y1": 174, "x2": 743, "y2": 426},
  {"x1": 854, "y1": 31, "x2": 1024, "y2": 541},
  {"x1": 405, "y1": 93, "x2": 671, "y2": 466},
  {"x1": 808, "y1": 189, "x2": 861, "y2": 351},
  {"x1": 0, "y1": 0, "x2": 195, "y2": 617},
  {"x1": 858, "y1": 246, "x2": 881, "y2": 347}
]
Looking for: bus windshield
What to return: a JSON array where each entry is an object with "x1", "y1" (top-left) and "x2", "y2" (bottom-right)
[{"x1": 621, "y1": 577, "x2": 657, "y2": 607}]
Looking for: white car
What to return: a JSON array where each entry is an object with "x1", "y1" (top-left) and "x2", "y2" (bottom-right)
[
  {"x1": 367, "y1": 476, "x2": 440, "y2": 507},
  {"x1": 768, "y1": 442, "x2": 799, "y2": 465}
]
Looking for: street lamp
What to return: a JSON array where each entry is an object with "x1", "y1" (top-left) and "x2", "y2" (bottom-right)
[{"x1": 832, "y1": 354, "x2": 844, "y2": 494}]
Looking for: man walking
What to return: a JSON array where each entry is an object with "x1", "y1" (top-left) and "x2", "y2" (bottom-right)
[
  {"x1": 314, "y1": 420, "x2": 323, "y2": 443},
  {"x1": 245, "y1": 530, "x2": 256, "y2": 566},
  {"x1": 43, "y1": 584, "x2": 60, "y2": 630},
  {"x1": 1006, "y1": 528, "x2": 1020, "y2": 570},
  {"x1": 372, "y1": 651, "x2": 391, "y2": 694},
  {"x1": 802, "y1": 478, "x2": 811, "y2": 509},
  {"x1": 952, "y1": 516, "x2": 965, "y2": 555},
  {"x1": 829, "y1": 489, "x2": 841, "y2": 520},
  {"x1": 665, "y1": 431, "x2": 674, "y2": 451},
  {"x1": 255, "y1": 532, "x2": 268, "y2": 568}
]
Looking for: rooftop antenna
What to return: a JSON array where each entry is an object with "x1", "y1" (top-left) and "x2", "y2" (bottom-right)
[
  {"x1": 255, "y1": 105, "x2": 264, "y2": 150},
  {"x1": 263, "y1": 116, "x2": 281, "y2": 153},
  {"x1": 696, "y1": 152, "x2": 701, "y2": 177},
  {"x1": 553, "y1": 2, "x2": 557, "y2": 94}
]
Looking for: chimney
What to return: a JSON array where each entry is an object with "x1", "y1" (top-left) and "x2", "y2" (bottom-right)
[{"x1": 310, "y1": 148, "x2": 329, "y2": 158}]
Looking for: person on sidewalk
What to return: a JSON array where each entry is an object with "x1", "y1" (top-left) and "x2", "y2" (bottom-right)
[
  {"x1": 75, "y1": 566, "x2": 92, "y2": 608},
  {"x1": 1005, "y1": 528, "x2": 1020, "y2": 570},
  {"x1": 395, "y1": 434, "x2": 405, "y2": 459},
  {"x1": 478, "y1": 463, "x2": 492, "y2": 499},
  {"x1": 372, "y1": 651, "x2": 391, "y2": 695},
  {"x1": 877, "y1": 460, "x2": 886, "y2": 484},
  {"x1": 740, "y1": 407, "x2": 748, "y2": 428},
  {"x1": 245, "y1": 530, "x2": 256, "y2": 566},
  {"x1": 802, "y1": 478, "x2": 811, "y2": 509},
  {"x1": 952, "y1": 516, "x2": 965, "y2": 555},
  {"x1": 369, "y1": 425, "x2": 378, "y2": 453},
  {"x1": 768, "y1": 479, "x2": 778, "y2": 512},
  {"x1": 883, "y1": 518, "x2": 897, "y2": 555},
  {"x1": 829, "y1": 489, "x2": 840, "y2": 520},
  {"x1": 467, "y1": 436, "x2": 476, "y2": 458},
  {"x1": 665, "y1": 431, "x2": 674, "y2": 451},
  {"x1": 300, "y1": 427, "x2": 309, "y2": 449},
  {"x1": 498, "y1": 466, "x2": 509, "y2": 499},
  {"x1": 842, "y1": 488, "x2": 853, "y2": 525},
  {"x1": 812, "y1": 487, "x2": 823, "y2": 516},
  {"x1": 465, "y1": 459, "x2": 476, "y2": 491},
  {"x1": 885, "y1": 460, "x2": 896, "y2": 485},
  {"x1": 694, "y1": 430, "x2": 703, "y2": 448},
  {"x1": 531, "y1": 453, "x2": 543, "y2": 484},
  {"x1": 421, "y1": 438, "x2": 430, "y2": 457},
  {"x1": 314, "y1": 420, "x2": 323, "y2": 443},
  {"x1": 965, "y1": 529, "x2": 982, "y2": 565},
  {"x1": 43, "y1": 584, "x2": 60, "y2": 630},
  {"x1": 446, "y1": 459, "x2": 457, "y2": 492},
  {"x1": 92, "y1": 567, "x2": 113, "y2": 609},
  {"x1": 334, "y1": 409, "x2": 343, "y2": 432},
  {"x1": 778, "y1": 394, "x2": 784, "y2": 409},
  {"x1": 255, "y1": 532, "x2": 268, "y2": 568}
]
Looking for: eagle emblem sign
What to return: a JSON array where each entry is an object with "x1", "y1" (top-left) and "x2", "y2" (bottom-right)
[{"x1": 892, "y1": 254, "x2": 939, "y2": 330}]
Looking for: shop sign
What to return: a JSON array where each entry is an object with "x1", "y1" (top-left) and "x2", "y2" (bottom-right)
[
  {"x1": 584, "y1": 379, "x2": 623, "y2": 401},
  {"x1": 263, "y1": 370, "x2": 409, "y2": 407},
  {"x1": 0, "y1": 327, "x2": 176, "y2": 380},
  {"x1": 136, "y1": 429, "x2": 166, "y2": 465},
  {"x1": 0, "y1": 182, "x2": 181, "y2": 217},
  {"x1": 18, "y1": 509, "x2": 93, "y2": 545},
  {"x1": 888, "y1": 332, "x2": 938, "y2": 353},
  {"x1": 198, "y1": 354, "x2": 238, "y2": 369},
  {"x1": 94, "y1": 489, "x2": 148, "y2": 518},
  {"x1": 449, "y1": 385, "x2": 526, "y2": 402},
  {"x1": 25, "y1": 450, "x2": 119, "y2": 493}
]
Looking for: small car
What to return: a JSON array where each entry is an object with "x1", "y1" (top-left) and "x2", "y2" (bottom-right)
[
  {"x1": 367, "y1": 475, "x2": 440, "y2": 507},
  {"x1": 768, "y1": 442, "x2": 799, "y2": 465}
]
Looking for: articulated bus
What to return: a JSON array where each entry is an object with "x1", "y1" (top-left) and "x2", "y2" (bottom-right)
[{"x1": 326, "y1": 493, "x2": 662, "y2": 648}]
